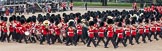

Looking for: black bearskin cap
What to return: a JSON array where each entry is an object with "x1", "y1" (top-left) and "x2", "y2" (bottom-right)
[
  {"x1": 89, "y1": 21, "x2": 94, "y2": 26},
  {"x1": 100, "y1": 22, "x2": 104, "y2": 27}
]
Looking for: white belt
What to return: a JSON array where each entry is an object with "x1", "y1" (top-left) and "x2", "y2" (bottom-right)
[
  {"x1": 98, "y1": 32, "x2": 104, "y2": 33},
  {"x1": 77, "y1": 30, "x2": 82, "y2": 31}
]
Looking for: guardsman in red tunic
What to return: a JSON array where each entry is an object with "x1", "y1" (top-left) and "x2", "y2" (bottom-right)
[
  {"x1": 47, "y1": 24, "x2": 55, "y2": 45},
  {"x1": 40, "y1": 20, "x2": 50, "y2": 45},
  {"x1": 8, "y1": 23, "x2": 15, "y2": 42},
  {"x1": 18, "y1": 24, "x2": 27, "y2": 43},
  {"x1": 28, "y1": 22, "x2": 37, "y2": 43},
  {"x1": 1, "y1": 25, "x2": 8, "y2": 42},
  {"x1": 124, "y1": 19, "x2": 134, "y2": 45},
  {"x1": 150, "y1": 18, "x2": 159, "y2": 40},
  {"x1": 40, "y1": 25, "x2": 49, "y2": 45},
  {"x1": 144, "y1": 19, "x2": 152, "y2": 42},
  {"x1": 76, "y1": 19, "x2": 86, "y2": 44},
  {"x1": 66, "y1": 21, "x2": 76, "y2": 46},
  {"x1": 94, "y1": 23, "x2": 99, "y2": 40},
  {"x1": 1, "y1": 17, "x2": 8, "y2": 42},
  {"x1": 137, "y1": 19, "x2": 146, "y2": 43},
  {"x1": 8, "y1": 17, "x2": 16, "y2": 42},
  {"x1": 105, "y1": 18, "x2": 117, "y2": 48},
  {"x1": 155, "y1": 18, "x2": 162, "y2": 39},
  {"x1": 116, "y1": 22, "x2": 127, "y2": 47},
  {"x1": 96, "y1": 22, "x2": 105, "y2": 46},
  {"x1": 0, "y1": 21, "x2": 2, "y2": 39},
  {"x1": 61, "y1": 22, "x2": 67, "y2": 42},
  {"x1": 53, "y1": 22, "x2": 62, "y2": 44},
  {"x1": 87, "y1": 21, "x2": 97, "y2": 47}
]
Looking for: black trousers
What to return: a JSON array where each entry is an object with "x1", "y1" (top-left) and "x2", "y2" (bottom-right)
[
  {"x1": 15, "y1": 33, "x2": 20, "y2": 42},
  {"x1": 116, "y1": 38, "x2": 127, "y2": 47},
  {"x1": 144, "y1": 33, "x2": 152, "y2": 42},
  {"x1": 29, "y1": 33, "x2": 37, "y2": 43},
  {"x1": 156, "y1": 31, "x2": 162, "y2": 39},
  {"x1": 94, "y1": 33, "x2": 98, "y2": 40},
  {"x1": 150, "y1": 32, "x2": 158, "y2": 40},
  {"x1": 66, "y1": 36, "x2": 76, "y2": 46},
  {"x1": 40, "y1": 35, "x2": 48, "y2": 44},
  {"x1": 76, "y1": 34, "x2": 86, "y2": 44},
  {"x1": 87, "y1": 38, "x2": 97, "y2": 47},
  {"x1": 54, "y1": 35, "x2": 62, "y2": 44},
  {"x1": 113, "y1": 34, "x2": 118, "y2": 42},
  {"x1": 137, "y1": 33, "x2": 146, "y2": 43},
  {"x1": 124, "y1": 36, "x2": 133, "y2": 45},
  {"x1": 104, "y1": 37, "x2": 117, "y2": 48},
  {"x1": 46, "y1": 34, "x2": 55, "y2": 44},
  {"x1": 97, "y1": 37, "x2": 105, "y2": 45},
  {"x1": 1, "y1": 32, "x2": 8, "y2": 42},
  {"x1": 19, "y1": 34, "x2": 27, "y2": 43},
  {"x1": 131, "y1": 35, "x2": 140, "y2": 44},
  {"x1": 7, "y1": 32, "x2": 15, "y2": 42}
]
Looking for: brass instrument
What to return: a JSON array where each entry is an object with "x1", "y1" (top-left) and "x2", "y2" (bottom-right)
[{"x1": 43, "y1": 20, "x2": 50, "y2": 28}]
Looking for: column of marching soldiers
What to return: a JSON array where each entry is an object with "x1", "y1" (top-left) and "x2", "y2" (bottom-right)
[{"x1": 0, "y1": 6, "x2": 162, "y2": 48}]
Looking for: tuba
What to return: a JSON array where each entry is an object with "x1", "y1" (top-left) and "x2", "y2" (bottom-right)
[{"x1": 43, "y1": 20, "x2": 50, "y2": 28}]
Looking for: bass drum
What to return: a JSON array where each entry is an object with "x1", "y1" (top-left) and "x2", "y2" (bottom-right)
[{"x1": 25, "y1": 31, "x2": 30, "y2": 36}]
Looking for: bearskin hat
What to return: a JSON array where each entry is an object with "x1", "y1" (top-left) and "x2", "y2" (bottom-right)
[
  {"x1": 9, "y1": 16, "x2": 13, "y2": 22},
  {"x1": 12, "y1": 15, "x2": 16, "y2": 20},
  {"x1": 27, "y1": 17, "x2": 32, "y2": 23},
  {"x1": 145, "y1": 19, "x2": 149, "y2": 23},
  {"x1": 107, "y1": 19, "x2": 114, "y2": 24},
  {"x1": 62, "y1": 13, "x2": 67, "y2": 17},
  {"x1": 89, "y1": 21, "x2": 94, "y2": 26},
  {"x1": 125, "y1": 18, "x2": 130, "y2": 25},
  {"x1": 20, "y1": 18, "x2": 26, "y2": 24},
  {"x1": 150, "y1": 17, "x2": 155, "y2": 22},
  {"x1": 68, "y1": 21, "x2": 74, "y2": 27},
  {"x1": 3, "y1": 17, "x2": 8, "y2": 21},
  {"x1": 100, "y1": 22, "x2": 104, "y2": 27},
  {"x1": 138, "y1": 18, "x2": 143, "y2": 23},
  {"x1": 0, "y1": 16, "x2": 3, "y2": 20},
  {"x1": 31, "y1": 15, "x2": 37, "y2": 22},
  {"x1": 16, "y1": 16, "x2": 21, "y2": 21},
  {"x1": 55, "y1": 21, "x2": 60, "y2": 25},
  {"x1": 77, "y1": 19, "x2": 81, "y2": 24},
  {"x1": 118, "y1": 22, "x2": 122, "y2": 27}
]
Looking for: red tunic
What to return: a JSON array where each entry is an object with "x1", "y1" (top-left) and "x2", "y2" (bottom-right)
[
  {"x1": 9, "y1": 25, "x2": 14, "y2": 32},
  {"x1": 94, "y1": 24, "x2": 98, "y2": 33},
  {"x1": 2, "y1": 27, "x2": 7, "y2": 33},
  {"x1": 1, "y1": 21, "x2": 6, "y2": 26},
  {"x1": 150, "y1": 27, "x2": 156, "y2": 32},
  {"x1": 107, "y1": 26, "x2": 113, "y2": 32},
  {"x1": 77, "y1": 24, "x2": 82, "y2": 35},
  {"x1": 88, "y1": 27, "x2": 94, "y2": 38},
  {"x1": 19, "y1": 27, "x2": 25, "y2": 34},
  {"x1": 54, "y1": 26, "x2": 61, "y2": 35},
  {"x1": 42, "y1": 29, "x2": 48, "y2": 35},
  {"x1": 68, "y1": 27, "x2": 74, "y2": 37},
  {"x1": 156, "y1": 24, "x2": 161, "y2": 32},
  {"x1": 117, "y1": 28, "x2": 123, "y2": 38},
  {"x1": 145, "y1": 26, "x2": 150, "y2": 33},
  {"x1": 98, "y1": 27, "x2": 104, "y2": 38},
  {"x1": 107, "y1": 26, "x2": 114, "y2": 37},
  {"x1": 131, "y1": 28, "x2": 136, "y2": 36},
  {"x1": 125, "y1": 28, "x2": 131, "y2": 36},
  {"x1": 139, "y1": 27, "x2": 144, "y2": 34}
]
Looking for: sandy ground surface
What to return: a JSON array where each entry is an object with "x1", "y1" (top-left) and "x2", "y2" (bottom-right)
[{"x1": 1, "y1": 7, "x2": 162, "y2": 51}]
